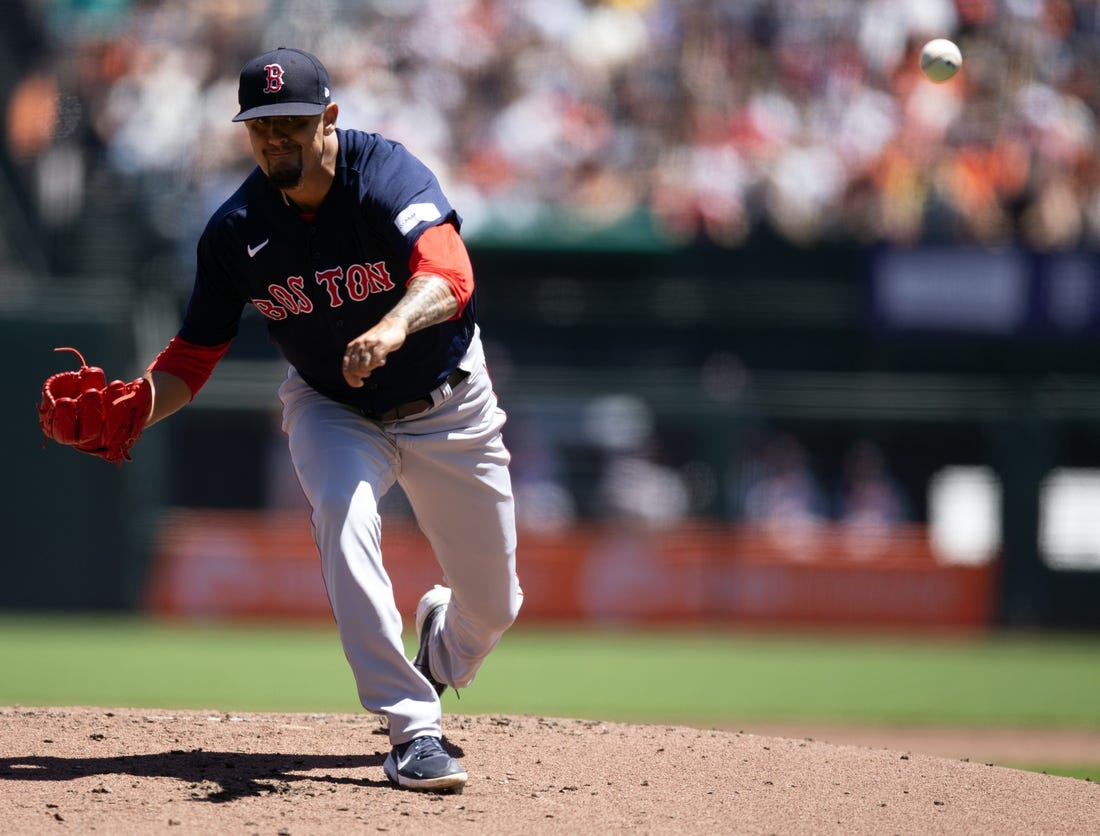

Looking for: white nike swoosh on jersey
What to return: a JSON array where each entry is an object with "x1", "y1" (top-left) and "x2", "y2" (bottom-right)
[{"x1": 247, "y1": 239, "x2": 270, "y2": 257}]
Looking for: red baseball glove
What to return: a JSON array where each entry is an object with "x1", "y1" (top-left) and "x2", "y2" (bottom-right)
[{"x1": 37, "y1": 347, "x2": 152, "y2": 464}]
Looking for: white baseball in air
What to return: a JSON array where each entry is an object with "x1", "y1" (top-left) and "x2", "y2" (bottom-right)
[{"x1": 920, "y1": 38, "x2": 962, "y2": 83}]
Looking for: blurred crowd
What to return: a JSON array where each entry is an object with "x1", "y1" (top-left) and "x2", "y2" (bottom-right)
[
  {"x1": 6, "y1": 0, "x2": 1100, "y2": 278},
  {"x1": 8, "y1": 0, "x2": 998, "y2": 540}
]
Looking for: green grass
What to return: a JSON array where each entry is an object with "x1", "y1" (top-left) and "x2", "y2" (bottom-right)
[
  {"x1": 3, "y1": 613, "x2": 1097, "y2": 779},
  {"x1": 2, "y1": 613, "x2": 1097, "y2": 732},
  {"x1": 457, "y1": 628, "x2": 1100, "y2": 729},
  {"x1": 0, "y1": 614, "x2": 358, "y2": 713},
  {"x1": 1033, "y1": 765, "x2": 1097, "y2": 781}
]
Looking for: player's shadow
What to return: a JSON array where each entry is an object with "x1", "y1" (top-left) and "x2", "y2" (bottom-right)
[{"x1": 0, "y1": 737, "x2": 467, "y2": 802}]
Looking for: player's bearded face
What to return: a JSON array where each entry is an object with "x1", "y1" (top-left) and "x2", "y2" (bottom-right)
[{"x1": 246, "y1": 115, "x2": 320, "y2": 189}]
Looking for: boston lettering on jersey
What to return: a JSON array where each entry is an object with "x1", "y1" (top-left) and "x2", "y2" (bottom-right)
[
  {"x1": 180, "y1": 128, "x2": 475, "y2": 415},
  {"x1": 252, "y1": 261, "x2": 397, "y2": 320}
]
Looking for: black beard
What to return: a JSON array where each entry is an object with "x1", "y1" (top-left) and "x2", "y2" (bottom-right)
[{"x1": 267, "y1": 164, "x2": 303, "y2": 190}]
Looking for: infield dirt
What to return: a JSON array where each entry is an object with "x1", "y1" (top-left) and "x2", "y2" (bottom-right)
[{"x1": 1, "y1": 707, "x2": 1096, "y2": 835}]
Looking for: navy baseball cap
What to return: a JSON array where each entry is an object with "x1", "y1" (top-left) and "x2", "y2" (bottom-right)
[{"x1": 232, "y1": 47, "x2": 331, "y2": 122}]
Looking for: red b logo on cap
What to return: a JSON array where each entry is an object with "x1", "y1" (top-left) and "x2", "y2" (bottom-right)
[{"x1": 263, "y1": 63, "x2": 285, "y2": 93}]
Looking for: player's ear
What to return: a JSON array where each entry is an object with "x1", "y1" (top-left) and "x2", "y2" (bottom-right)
[{"x1": 323, "y1": 103, "x2": 338, "y2": 133}]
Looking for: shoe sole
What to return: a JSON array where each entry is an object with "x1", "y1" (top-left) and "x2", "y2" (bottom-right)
[
  {"x1": 416, "y1": 585, "x2": 452, "y2": 636},
  {"x1": 383, "y1": 751, "x2": 468, "y2": 792},
  {"x1": 414, "y1": 586, "x2": 451, "y2": 696}
]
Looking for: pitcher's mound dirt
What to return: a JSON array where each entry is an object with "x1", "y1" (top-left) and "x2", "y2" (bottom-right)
[{"x1": 1, "y1": 707, "x2": 1096, "y2": 835}]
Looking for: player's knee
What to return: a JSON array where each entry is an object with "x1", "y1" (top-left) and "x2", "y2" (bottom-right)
[{"x1": 476, "y1": 585, "x2": 523, "y2": 634}]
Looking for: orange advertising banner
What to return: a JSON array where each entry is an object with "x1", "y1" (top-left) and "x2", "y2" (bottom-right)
[{"x1": 145, "y1": 510, "x2": 996, "y2": 629}]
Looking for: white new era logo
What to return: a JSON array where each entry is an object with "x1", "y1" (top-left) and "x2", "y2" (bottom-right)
[
  {"x1": 395, "y1": 203, "x2": 441, "y2": 235},
  {"x1": 247, "y1": 239, "x2": 270, "y2": 258}
]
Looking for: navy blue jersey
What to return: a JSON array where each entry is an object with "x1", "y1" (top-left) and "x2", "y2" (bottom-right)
[{"x1": 180, "y1": 128, "x2": 476, "y2": 413}]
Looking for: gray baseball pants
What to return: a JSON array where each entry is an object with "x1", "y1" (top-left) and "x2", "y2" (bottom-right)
[{"x1": 278, "y1": 330, "x2": 522, "y2": 743}]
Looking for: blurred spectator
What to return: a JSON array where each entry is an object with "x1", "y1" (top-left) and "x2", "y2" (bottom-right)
[
  {"x1": 730, "y1": 431, "x2": 828, "y2": 556},
  {"x1": 834, "y1": 440, "x2": 909, "y2": 527},
  {"x1": 7, "y1": 0, "x2": 1100, "y2": 274},
  {"x1": 833, "y1": 440, "x2": 911, "y2": 557},
  {"x1": 508, "y1": 417, "x2": 579, "y2": 533},
  {"x1": 597, "y1": 452, "x2": 690, "y2": 527},
  {"x1": 583, "y1": 394, "x2": 690, "y2": 527}
]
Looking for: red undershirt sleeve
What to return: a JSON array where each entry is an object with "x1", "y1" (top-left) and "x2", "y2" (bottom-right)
[
  {"x1": 407, "y1": 222, "x2": 474, "y2": 318},
  {"x1": 147, "y1": 336, "x2": 232, "y2": 400}
]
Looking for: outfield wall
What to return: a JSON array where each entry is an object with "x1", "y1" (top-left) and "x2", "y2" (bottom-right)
[{"x1": 145, "y1": 510, "x2": 996, "y2": 630}]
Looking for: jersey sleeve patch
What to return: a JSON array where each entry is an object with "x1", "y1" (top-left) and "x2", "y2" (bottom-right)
[{"x1": 395, "y1": 202, "x2": 442, "y2": 236}]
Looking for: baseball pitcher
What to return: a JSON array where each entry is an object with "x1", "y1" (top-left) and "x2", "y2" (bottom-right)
[{"x1": 37, "y1": 47, "x2": 524, "y2": 793}]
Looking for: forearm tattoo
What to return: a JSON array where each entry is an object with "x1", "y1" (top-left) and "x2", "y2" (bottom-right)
[{"x1": 387, "y1": 275, "x2": 458, "y2": 333}]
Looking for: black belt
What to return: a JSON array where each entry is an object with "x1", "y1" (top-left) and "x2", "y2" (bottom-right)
[{"x1": 370, "y1": 368, "x2": 469, "y2": 422}]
